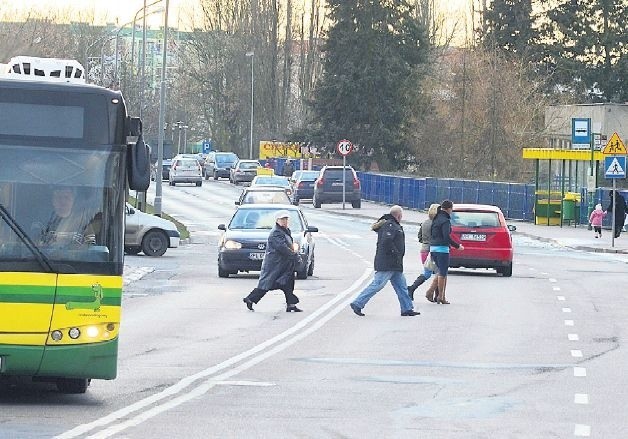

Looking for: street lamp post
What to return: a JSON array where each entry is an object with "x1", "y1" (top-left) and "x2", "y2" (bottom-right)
[
  {"x1": 246, "y1": 51, "x2": 254, "y2": 159},
  {"x1": 155, "y1": 0, "x2": 170, "y2": 217}
]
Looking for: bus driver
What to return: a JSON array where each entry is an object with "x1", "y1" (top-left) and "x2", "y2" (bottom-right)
[{"x1": 40, "y1": 187, "x2": 97, "y2": 247}]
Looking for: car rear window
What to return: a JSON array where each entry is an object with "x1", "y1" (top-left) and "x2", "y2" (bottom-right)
[
  {"x1": 323, "y1": 169, "x2": 354, "y2": 179},
  {"x1": 451, "y1": 211, "x2": 500, "y2": 228},
  {"x1": 239, "y1": 162, "x2": 259, "y2": 170},
  {"x1": 216, "y1": 154, "x2": 238, "y2": 164},
  {"x1": 177, "y1": 159, "x2": 198, "y2": 168},
  {"x1": 300, "y1": 171, "x2": 320, "y2": 180}
]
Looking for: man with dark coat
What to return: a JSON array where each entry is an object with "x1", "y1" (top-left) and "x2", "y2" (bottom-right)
[
  {"x1": 349, "y1": 205, "x2": 419, "y2": 317},
  {"x1": 283, "y1": 159, "x2": 294, "y2": 177},
  {"x1": 243, "y1": 210, "x2": 303, "y2": 312},
  {"x1": 606, "y1": 190, "x2": 627, "y2": 238}
]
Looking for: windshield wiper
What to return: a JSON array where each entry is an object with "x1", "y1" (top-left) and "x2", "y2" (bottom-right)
[{"x1": 0, "y1": 203, "x2": 54, "y2": 273}]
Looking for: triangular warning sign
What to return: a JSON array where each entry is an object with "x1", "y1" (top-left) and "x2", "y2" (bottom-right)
[
  {"x1": 606, "y1": 157, "x2": 625, "y2": 175},
  {"x1": 602, "y1": 132, "x2": 627, "y2": 154}
]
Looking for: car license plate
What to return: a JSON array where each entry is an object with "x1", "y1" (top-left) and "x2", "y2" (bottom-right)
[
  {"x1": 461, "y1": 233, "x2": 486, "y2": 241},
  {"x1": 332, "y1": 182, "x2": 343, "y2": 187},
  {"x1": 249, "y1": 252, "x2": 265, "y2": 260}
]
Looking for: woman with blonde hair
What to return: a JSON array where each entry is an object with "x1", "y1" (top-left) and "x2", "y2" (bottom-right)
[{"x1": 407, "y1": 203, "x2": 439, "y2": 301}]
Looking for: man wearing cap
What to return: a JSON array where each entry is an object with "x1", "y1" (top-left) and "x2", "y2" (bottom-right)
[
  {"x1": 349, "y1": 205, "x2": 420, "y2": 317},
  {"x1": 243, "y1": 210, "x2": 303, "y2": 312}
]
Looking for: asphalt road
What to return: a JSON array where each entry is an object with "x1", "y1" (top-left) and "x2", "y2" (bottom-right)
[{"x1": 2, "y1": 178, "x2": 627, "y2": 439}]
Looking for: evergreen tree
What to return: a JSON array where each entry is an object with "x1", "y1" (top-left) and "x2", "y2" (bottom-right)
[
  {"x1": 541, "y1": 0, "x2": 628, "y2": 102},
  {"x1": 481, "y1": 0, "x2": 538, "y2": 58},
  {"x1": 309, "y1": 0, "x2": 429, "y2": 170}
]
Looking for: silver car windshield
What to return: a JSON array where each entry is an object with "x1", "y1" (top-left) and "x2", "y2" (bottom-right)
[{"x1": 229, "y1": 209, "x2": 304, "y2": 232}]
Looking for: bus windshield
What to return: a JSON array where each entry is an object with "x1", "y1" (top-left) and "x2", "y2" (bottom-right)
[{"x1": 0, "y1": 144, "x2": 124, "y2": 274}]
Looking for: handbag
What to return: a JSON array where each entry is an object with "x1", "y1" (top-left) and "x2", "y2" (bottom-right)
[{"x1": 424, "y1": 253, "x2": 437, "y2": 272}]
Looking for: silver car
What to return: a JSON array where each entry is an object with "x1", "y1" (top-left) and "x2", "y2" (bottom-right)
[
  {"x1": 124, "y1": 203, "x2": 180, "y2": 256},
  {"x1": 169, "y1": 157, "x2": 203, "y2": 186}
]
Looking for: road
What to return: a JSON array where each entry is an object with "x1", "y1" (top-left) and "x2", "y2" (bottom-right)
[{"x1": 2, "y1": 178, "x2": 627, "y2": 439}]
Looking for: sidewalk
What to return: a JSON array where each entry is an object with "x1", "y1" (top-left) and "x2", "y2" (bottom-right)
[{"x1": 321, "y1": 201, "x2": 628, "y2": 255}]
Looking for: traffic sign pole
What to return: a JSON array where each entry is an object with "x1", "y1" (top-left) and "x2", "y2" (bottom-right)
[
  {"x1": 612, "y1": 178, "x2": 616, "y2": 248},
  {"x1": 336, "y1": 139, "x2": 353, "y2": 210}
]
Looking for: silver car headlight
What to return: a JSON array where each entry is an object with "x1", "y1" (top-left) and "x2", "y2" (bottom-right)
[{"x1": 223, "y1": 240, "x2": 242, "y2": 250}]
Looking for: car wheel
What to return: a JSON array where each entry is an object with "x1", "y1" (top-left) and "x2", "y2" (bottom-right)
[
  {"x1": 204, "y1": 172, "x2": 209, "y2": 180},
  {"x1": 213, "y1": 171, "x2": 218, "y2": 180},
  {"x1": 57, "y1": 378, "x2": 89, "y2": 394},
  {"x1": 196, "y1": 181, "x2": 202, "y2": 187},
  {"x1": 307, "y1": 252, "x2": 315, "y2": 276},
  {"x1": 218, "y1": 265, "x2": 231, "y2": 278},
  {"x1": 352, "y1": 199, "x2": 361, "y2": 208},
  {"x1": 499, "y1": 263, "x2": 513, "y2": 277},
  {"x1": 292, "y1": 196, "x2": 300, "y2": 206},
  {"x1": 125, "y1": 246, "x2": 141, "y2": 255},
  {"x1": 313, "y1": 195, "x2": 321, "y2": 208},
  {"x1": 141, "y1": 230, "x2": 169, "y2": 257}
]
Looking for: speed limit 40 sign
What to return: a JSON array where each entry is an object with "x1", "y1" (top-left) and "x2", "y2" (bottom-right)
[{"x1": 336, "y1": 139, "x2": 353, "y2": 156}]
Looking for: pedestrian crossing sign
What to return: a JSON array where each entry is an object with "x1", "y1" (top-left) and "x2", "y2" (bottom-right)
[
  {"x1": 601, "y1": 132, "x2": 627, "y2": 155},
  {"x1": 604, "y1": 156, "x2": 626, "y2": 179}
]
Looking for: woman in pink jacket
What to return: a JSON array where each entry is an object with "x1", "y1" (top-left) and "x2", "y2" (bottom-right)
[{"x1": 589, "y1": 203, "x2": 606, "y2": 238}]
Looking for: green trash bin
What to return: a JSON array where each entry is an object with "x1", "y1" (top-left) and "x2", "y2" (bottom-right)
[{"x1": 562, "y1": 199, "x2": 576, "y2": 221}]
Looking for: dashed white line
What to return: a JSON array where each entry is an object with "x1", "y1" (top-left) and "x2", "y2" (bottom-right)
[
  {"x1": 565, "y1": 320, "x2": 574, "y2": 326},
  {"x1": 574, "y1": 424, "x2": 591, "y2": 437},
  {"x1": 574, "y1": 367, "x2": 587, "y2": 377},
  {"x1": 553, "y1": 286, "x2": 561, "y2": 291},
  {"x1": 557, "y1": 296, "x2": 566, "y2": 301},
  {"x1": 568, "y1": 334, "x2": 580, "y2": 341},
  {"x1": 574, "y1": 394, "x2": 589, "y2": 404},
  {"x1": 549, "y1": 278, "x2": 557, "y2": 283},
  {"x1": 571, "y1": 350, "x2": 583, "y2": 358},
  {"x1": 562, "y1": 307, "x2": 572, "y2": 313}
]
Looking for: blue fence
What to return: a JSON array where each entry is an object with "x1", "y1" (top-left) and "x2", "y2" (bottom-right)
[{"x1": 357, "y1": 172, "x2": 628, "y2": 223}]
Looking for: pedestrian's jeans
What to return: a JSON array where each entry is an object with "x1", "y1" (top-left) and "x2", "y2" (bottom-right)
[{"x1": 351, "y1": 271, "x2": 413, "y2": 313}]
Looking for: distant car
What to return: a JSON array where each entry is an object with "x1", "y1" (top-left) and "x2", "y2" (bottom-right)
[
  {"x1": 290, "y1": 170, "x2": 320, "y2": 205},
  {"x1": 204, "y1": 151, "x2": 239, "y2": 180},
  {"x1": 312, "y1": 165, "x2": 361, "y2": 208},
  {"x1": 124, "y1": 203, "x2": 180, "y2": 257},
  {"x1": 169, "y1": 157, "x2": 203, "y2": 186},
  {"x1": 151, "y1": 159, "x2": 173, "y2": 181},
  {"x1": 230, "y1": 160, "x2": 261, "y2": 185},
  {"x1": 250, "y1": 175, "x2": 292, "y2": 196},
  {"x1": 448, "y1": 204, "x2": 516, "y2": 277},
  {"x1": 235, "y1": 186, "x2": 292, "y2": 205},
  {"x1": 217, "y1": 204, "x2": 318, "y2": 279}
]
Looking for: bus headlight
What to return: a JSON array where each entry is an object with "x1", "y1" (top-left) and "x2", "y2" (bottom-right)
[
  {"x1": 68, "y1": 327, "x2": 81, "y2": 339},
  {"x1": 51, "y1": 330, "x2": 63, "y2": 341},
  {"x1": 86, "y1": 326, "x2": 99, "y2": 338}
]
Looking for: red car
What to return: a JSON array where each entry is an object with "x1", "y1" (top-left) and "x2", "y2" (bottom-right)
[{"x1": 448, "y1": 204, "x2": 515, "y2": 277}]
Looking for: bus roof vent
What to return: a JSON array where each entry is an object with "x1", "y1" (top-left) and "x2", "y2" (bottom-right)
[{"x1": 5, "y1": 56, "x2": 85, "y2": 83}]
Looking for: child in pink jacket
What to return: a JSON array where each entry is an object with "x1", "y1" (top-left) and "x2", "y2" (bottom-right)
[{"x1": 589, "y1": 203, "x2": 606, "y2": 238}]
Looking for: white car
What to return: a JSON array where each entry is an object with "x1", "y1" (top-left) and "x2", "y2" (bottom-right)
[
  {"x1": 169, "y1": 156, "x2": 203, "y2": 186},
  {"x1": 124, "y1": 203, "x2": 180, "y2": 256}
]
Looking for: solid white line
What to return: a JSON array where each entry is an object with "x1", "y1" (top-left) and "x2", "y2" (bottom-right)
[
  {"x1": 571, "y1": 350, "x2": 583, "y2": 358},
  {"x1": 55, "y1": 268, "x2": 373, "y2": 439},
  {"x1": 574, "y1": 424, "x2": 591, "y2": 436},
  {"x1": 562, "y1": 307, "x2": 572, "y2": 313},
  {"x1": 557, "y1": 295, "x2": 566, "y2": 301},
  {"x1": 565, "y1": 320, "x2": 574, "y2": 326},
  {"x1": 86, "y1": 269, "x2": 374, "y2": 439},
  {"x1": 574, "y1": 393, "x2": 589, "y2": 404},
  {"x1": 549, "y1": 278, "x2": 557, "y2": 283},
  {"x1": 568, "y1": 334, "x2": 579, "y2": 341},
  {"x1": 574, "y1": 367, "x2": 587, "y2": 377}
]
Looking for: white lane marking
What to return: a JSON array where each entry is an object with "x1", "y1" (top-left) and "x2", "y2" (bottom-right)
[
  {"x1": 541, "y1": 272, "x2": 548, "y2": 275},
  {"x1": 562, "y1": 307, "x2": 572, "y2": 313},
  {"x1": 56, "y1": 268, "x2": 373, "y2": 439},
  {"x1": 565, "y1": 320, "x2": 574, "y2": 326},
  {"x1": 574, "y1": 367, "x2": 587, "y2": 377},
  {"x1": 574, "y1": 424, "x2": 591, "y2": 437},
  {"x1": 571, "y1": 350, "x2": 583, "y2": 358},
  {"x1": 557, "y1": 296, "x2": 566, "y2": 301},
  {"x1": 123, "y1": 267, "x2": 155, "y2": 286},
  {"x1": 574, "y1": 394, "x2": 589, "y2": 404},
  {"x1": 529, "y1": 267, "x2": 536, "y2": 270},
  {"x1": 568, "y1": 334, "x2": 579, "y2": 341},
  {"x1": 214, "y1": 380, "x2": 275, "y2": 387},
  {"x1": 553, "y1": 286, "x2": 561, "y2": 291},
  {"x1": 549, "y1": 278, "x2": 557, "y2": 283}
]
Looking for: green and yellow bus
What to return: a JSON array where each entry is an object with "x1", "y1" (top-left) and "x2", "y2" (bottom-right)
[{"x1": 0, "y1": 56, "x2": 149, "y2": 393}]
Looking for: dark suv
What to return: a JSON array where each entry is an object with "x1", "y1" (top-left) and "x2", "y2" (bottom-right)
[
  {"x1": 312, "y1": 166, "x2": 361, "y2": 208},
  {"x1": 204, "y1": 152, "x2": 239, "y2": 180}
]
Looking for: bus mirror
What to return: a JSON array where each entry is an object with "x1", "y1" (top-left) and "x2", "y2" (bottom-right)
[{"x1": 128, "y1": 137, "x2": 150, "y2": 191}]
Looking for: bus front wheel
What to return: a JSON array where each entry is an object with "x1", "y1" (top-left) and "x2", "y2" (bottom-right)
[{"x1": 57, "y1": 378, "x2": 90, "y2": 394}]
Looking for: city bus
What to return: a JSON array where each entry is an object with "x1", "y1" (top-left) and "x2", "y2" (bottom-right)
[{"x1": 0, "y1": 56, "x2": 149, "y2": 393}]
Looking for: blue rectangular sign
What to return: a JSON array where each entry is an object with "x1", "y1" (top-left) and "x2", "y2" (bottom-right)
[
  {"x1": 572, "y1": 117, "x2": 591, "y2": 147},
  {"x1": 604, "y1": 156, "x2": 626, "y2": 179}
]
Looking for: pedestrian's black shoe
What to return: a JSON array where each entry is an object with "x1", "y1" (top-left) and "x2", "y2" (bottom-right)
[
  {"x1": 286, "y1": 305, "x2": 303, "y2": 312},
  {"x1": 350, "y1": 303, "x2": 365, "y2": 316},
  {"x1": 243, "y1": 297, "x2": 254, "y2": 311},
  {"x1": 401, "y1": 310, "x2": 420, "y2": 316}
]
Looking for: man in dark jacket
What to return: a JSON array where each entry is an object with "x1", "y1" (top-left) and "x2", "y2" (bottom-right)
[
  {"x1": 606, "y1": 190, "x2": 627, "y2": 238},
  {"x1": 243, "y1": 210, "x2": 302, "y2": 312},
  {"x1": 349, "y1": 205, "x2": 419, "y2": 317}
]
